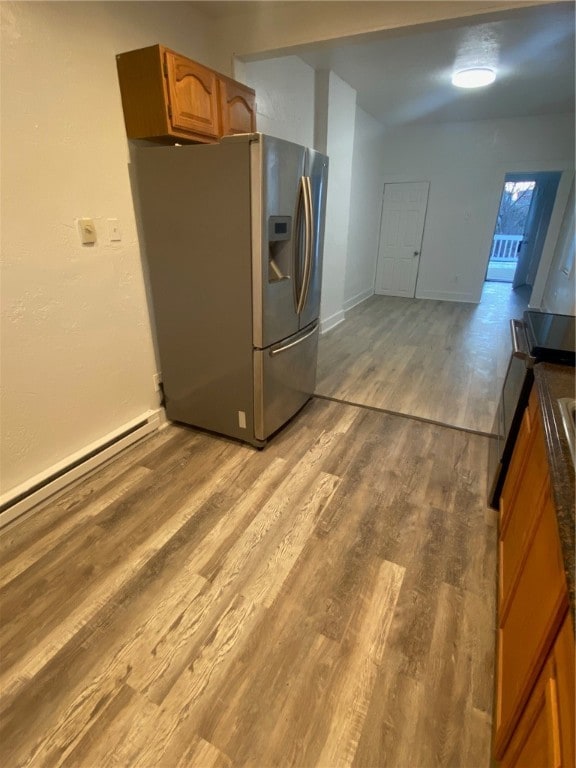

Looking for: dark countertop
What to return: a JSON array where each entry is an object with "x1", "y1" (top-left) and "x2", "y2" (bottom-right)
[{"x1": 534, "y1": 363, "x2": 575, "y2": 624}]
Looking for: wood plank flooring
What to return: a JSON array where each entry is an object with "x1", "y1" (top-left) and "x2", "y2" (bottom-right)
[
  {"x1": 316, "y1": 282, "x2": 528, "y2": 434},
  {"x1": 0, "y1": 399, "x2": 497, "y2": 767}
]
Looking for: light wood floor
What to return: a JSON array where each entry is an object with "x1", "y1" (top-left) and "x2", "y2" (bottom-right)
[
  {"x1": 0, "y1": 399, "x2": 497, "y2": 767},
  {"x1": 316, "y1": 282, "x2": 529, "y2": 434}
]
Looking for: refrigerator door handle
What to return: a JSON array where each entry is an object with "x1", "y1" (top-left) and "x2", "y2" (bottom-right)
[
  {"x1": 293, "y1": 178, "x2": 305, "y2": 312},
  {"x1": 296, "y1": 176, "x2": 313, "y2": 314},
  {"x1": 300, "y1": 176, "x2": 314, "y2": 314},
  {"x1": 510, "y1": 319, "x2": 528, "y2": 359},
  {"x1": 269, "y1": 322, "x2": 318, "y2": 356}
]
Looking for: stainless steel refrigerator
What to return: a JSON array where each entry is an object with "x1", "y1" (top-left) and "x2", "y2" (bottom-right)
[{"x1": 134, "y1": 133, "x2": 328, "y2": 447}]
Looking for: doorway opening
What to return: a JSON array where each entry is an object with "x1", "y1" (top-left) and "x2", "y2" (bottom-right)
[
  {"x1": 485, "y1": 171, "x2": 561, "y2": 301},
  {"x1": 486, "y1": 179, "x2": 535, "y2": 283}
]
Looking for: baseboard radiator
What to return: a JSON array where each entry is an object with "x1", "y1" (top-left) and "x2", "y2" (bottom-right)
[{"x1": 0, "y1": 410, "x2": 162, "y2": 530}]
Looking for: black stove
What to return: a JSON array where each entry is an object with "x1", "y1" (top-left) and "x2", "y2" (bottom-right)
[
  {"x1": 524, "y1": 310, "x2": 575, "y2": 365},
  {"x1": 488, "y1": 310, "x2": 575, "y2": 509}
]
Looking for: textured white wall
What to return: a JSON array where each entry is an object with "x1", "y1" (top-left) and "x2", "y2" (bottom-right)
[
  {"x1": 377, "y1": 113, "x2": 574, "y2": 303},
  {"x1": 213, "y1": 1, "x2": 548, "y2": 60},
  {"x1": 242, "y1": 56, "x2": 315, "y2": 147},
  {"x1": 344, "y1": 107, "x2": 385, "y2": 310},
  {"x1": 542, "y1": 180, "x2": 576, "y2": 315},
  {"x1": 0, "y1": 1, "x2": 222, "y2": 494},
  {"x1": 317, "y1": 71, "x2": 357, "y2": 332},
  {"x1": 241, "y1": 54, "x2": 363, "y2": 331}
]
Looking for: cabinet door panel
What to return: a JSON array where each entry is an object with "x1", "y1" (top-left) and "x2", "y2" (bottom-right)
[
  {"x1": 499, "y1": 416, "x2": 548, "y2": 614},
  {"x1": 495, "y1": 482, "x2": 568, "y2": 754},
  {"x1": 219, "y1": 78, "x2": 256, "y2": 135},
  {"x1": 165, "y1": 52, "x2": 220, "y2": 138},
  {"x1": 554, "y1": 614, "x2": 575, "y2": 768},
  {"x1": 501, "y1": 661, "x2": 560, "y2": 768},
  {"x1": 500, "y1": 613, "x2": 574, "y2": 768}
]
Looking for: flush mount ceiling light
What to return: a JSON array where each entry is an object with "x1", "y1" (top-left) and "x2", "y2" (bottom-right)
[{"x1": 452, "y1": 67, "x2": 496, "y2": 88}]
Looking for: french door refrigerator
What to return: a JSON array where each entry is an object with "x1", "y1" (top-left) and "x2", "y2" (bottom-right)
[{"x1": 134, "y1": 133, "x2": 328, "y2": 447}]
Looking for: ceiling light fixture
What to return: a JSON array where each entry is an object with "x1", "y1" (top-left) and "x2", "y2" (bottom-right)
[{"x1": 451, "y1": 67, "x2": 496, "y2": 89}]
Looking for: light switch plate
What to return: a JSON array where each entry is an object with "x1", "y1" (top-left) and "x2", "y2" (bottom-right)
[
  {"x1": 108, "y1": 218, "x2": 122, "y2": 242},
  {"x1": 78, "y1": 218, "x2": 97, "y2": 245}
]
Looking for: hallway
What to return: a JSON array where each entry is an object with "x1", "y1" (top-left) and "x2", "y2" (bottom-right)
[{"x1": 316, "y1": 283, "x2": 528, "y2": 434}]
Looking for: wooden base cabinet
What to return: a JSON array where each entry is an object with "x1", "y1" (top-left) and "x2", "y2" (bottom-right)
[
  {"x1": 494, "y1": 388, "x2": 574, "y2": 764},
  {"x1": 116, "y1": 45, "x2": 256, "y2": 143},
  {"x1": 500, "y1": 614, "x2": 574, "y2": 768}
]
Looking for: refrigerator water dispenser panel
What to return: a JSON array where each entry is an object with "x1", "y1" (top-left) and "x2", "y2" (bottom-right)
[
  {"x1": 268, "y1": 215, "x2": 292, "y2": 283},
  {"x1": 268, "y1": 216, "x2": 292, "y2": 241}
]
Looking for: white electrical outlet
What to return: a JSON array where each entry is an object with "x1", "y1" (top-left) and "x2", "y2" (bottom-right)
[{"x1": 153, "y1": 373, "x2": 162, "y2": 392}]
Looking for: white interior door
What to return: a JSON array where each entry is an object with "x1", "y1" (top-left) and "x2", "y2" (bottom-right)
[{"x1": 375, "y1": 182, "x2": 429, "y2": 297}]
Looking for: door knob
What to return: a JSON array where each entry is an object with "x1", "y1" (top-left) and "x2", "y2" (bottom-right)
[{"x1": 413, "y1": 250, "x2": 420, "y2": 256}]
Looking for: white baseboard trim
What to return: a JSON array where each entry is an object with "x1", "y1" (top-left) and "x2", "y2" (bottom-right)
[
  {"x1": 415, "y1": 289, "x2": 477, "y2": 303},
  {"x1": 0, "y1": 409, "x2": 163, "y2": 529},
  {"x1": 320, "y1": 309, "x2": 346, "y2": 334},
  {"x1": 343, "y1": 288, "x2": 374, "y2": 312}
]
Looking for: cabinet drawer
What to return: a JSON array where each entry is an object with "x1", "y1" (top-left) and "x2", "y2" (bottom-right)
[
  {"x1": 495, "y1": 482, "x2": 569, "y2": 755},
  {"x1": 500, "y1": 409, "x2": 532, "y2": 532}
]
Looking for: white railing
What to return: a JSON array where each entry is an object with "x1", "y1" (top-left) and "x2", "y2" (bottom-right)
[{"x1": 490, "y1": 234, "x2": 523, "y2": 262}]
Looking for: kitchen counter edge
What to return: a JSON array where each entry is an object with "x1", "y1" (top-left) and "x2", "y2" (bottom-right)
[{"x1": 534, "y1": 362, "x2": 575, "y2": 625}]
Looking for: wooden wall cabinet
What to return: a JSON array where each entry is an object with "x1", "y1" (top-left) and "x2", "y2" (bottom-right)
[
  {"x1": 218, "y1": 74, "x2": 258, "y2": 137},
  {"x1": 164, "y1": 50, "x2": 220, "y2": 140},
  {"x1": 494, "y1": 387, "x2": 574, "y2": 765},
  {"x1": 116, "y1": 45, "x2": 256, "y2": 143}
]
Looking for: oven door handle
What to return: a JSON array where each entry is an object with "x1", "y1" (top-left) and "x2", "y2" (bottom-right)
[{"x1": 510, "y1": 319, "x2": 529, "y2": 360}]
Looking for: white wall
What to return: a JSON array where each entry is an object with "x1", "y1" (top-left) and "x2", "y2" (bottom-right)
[
  {"x1": 213, "y1": 0, "x2": 549, "y2": 61},
  {"x1": 242, "y1": 55, "x2": 315, "y2": 147},
  {"x1": 241, "y1": 54, "x2": 362, "y2": 332},
  {"x1": 316, "y1": 72, "x2": 357, "y2": 332},
  {"x1": 0, "y1": 1, "x2": 223, "y2": 496},
  {"x1": 377, "y1": 114, "x2": 574, "y2": 303},
  {"x1": 344, "y1": 107, "x2": 385, "y2": 310},
  {"x1": 542, "y1": 180, "x2": 576, "y2": 315}
]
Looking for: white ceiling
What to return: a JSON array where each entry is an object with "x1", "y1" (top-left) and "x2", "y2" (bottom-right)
[
  {"x1": 295, "y1": 3, "x2": 575, "y2": 126},
  {"x1": 258, "y1": 2, "x2": 575, "y2": 127}
]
